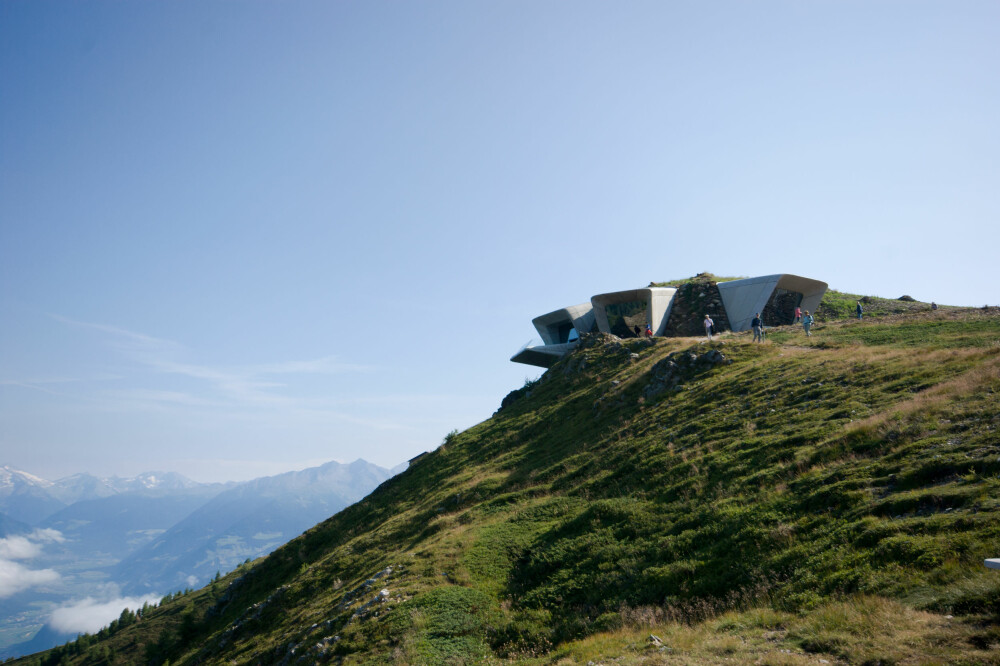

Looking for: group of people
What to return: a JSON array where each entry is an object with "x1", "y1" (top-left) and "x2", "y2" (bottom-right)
[
  {"x1": 750, "y1": 310, "x2": 815, "y2": 340},
  {"x1": 632, "y1": 324, "x2": 654, "y2": 338},
  {"x1": 640, "y1": 297, "x2": 939, "y2": 345},
  {"x1": 703, "y1": 309, "x2": 817, "y2": 342}
]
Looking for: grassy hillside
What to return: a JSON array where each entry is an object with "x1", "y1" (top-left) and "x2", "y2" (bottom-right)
[{"x1": 12, "y1": 303, "x2": 1000, "y2": 665}]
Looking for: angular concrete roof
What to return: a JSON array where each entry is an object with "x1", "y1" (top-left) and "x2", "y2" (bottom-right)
[
  {"x1": 718, "y1": 274, "x2": 828, "y2": 332},
  {"x1": 591, "y1": 287, "x2": 677, "y2": 336},
  {"x1": 532, "y1": 303, "x2": 595, "y2": 345}
]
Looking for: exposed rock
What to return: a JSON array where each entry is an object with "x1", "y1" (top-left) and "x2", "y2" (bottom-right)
[
  {"x1": 577, "y1": 332, "x2": 621, "y2": 349},
  {"x1": 662, "y1": 278, "x2": 732, "y2": 336},
  {"x1": 643, "y1": 349, "x2": 729, "y2": 400},
  {"x1": 898, "y1": 295, "x2": 916, "y2": 301}
]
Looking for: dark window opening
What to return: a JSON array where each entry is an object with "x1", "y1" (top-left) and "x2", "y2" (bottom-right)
[
  {"x1": 762, "y1": 289, "x2": 803, "y2": 326},
  {"x1": 605, "y1": 301, "x2": 648, "y2": 338},
  {"x1": 549, "y1": 322, "x2": 579, "y2": 344}
]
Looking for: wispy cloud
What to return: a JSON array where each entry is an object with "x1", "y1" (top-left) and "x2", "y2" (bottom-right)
[
  {"x1": 0, "y1": 529, "x2": 64, "y2": 598},
  {"x1": 0, "y1": 376, "x2": 110, "y2": 395},
  {"x1": 50, "y1": 315, "x2": 371, "y2": 410},
  {"x1": 48, "y1": 314, "x2": 179, "y2": 352}
]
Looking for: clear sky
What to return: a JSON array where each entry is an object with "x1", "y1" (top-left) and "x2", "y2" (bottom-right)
[{"x1": 2, "y1": 1, "x2": 997, "y2": 482}]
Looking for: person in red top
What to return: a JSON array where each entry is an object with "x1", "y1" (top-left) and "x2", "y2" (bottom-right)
[
  {"x1": 794, "y1": 306, "x2": 802, "y2": 323},
  {"x1": 645, "y1": 324, "x2": 653, "y2": 337}
]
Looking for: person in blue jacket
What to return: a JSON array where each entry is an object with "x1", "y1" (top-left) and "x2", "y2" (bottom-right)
[
  {"x1": 803, "y1": 311, "x2": 814, "y2": 337},
  {"x1": 751, "y1": 313, "x2": 763, "y2": 342},
  {"x1": 856, "y1": 301, "x2": 863, "y2": 319}
]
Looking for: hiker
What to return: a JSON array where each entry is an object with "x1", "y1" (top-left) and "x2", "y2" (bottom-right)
[
  {"x1": 856, "y1": 301, "x2": 863, "y2": 319},
  {"x1": 794, "y1": 306, "x2": 802, "y2": 323},
  {"x1": 931, "y1": 302, "x2": 938, "y2": 310},
  {"x1": 645, "y1": 324, "x2": 653, "y2": 337},
  {"x1": 751, "y1": 312, "x2": 763, "y2": 342},
  {"x1": 803, "y1": 310, "x2": 814, "y2": 337},
  {"x1": 704, "y1": 314, "x2": 715, "y2": 341},
  {"x1": 633, "y1": 325, "x2": 641, "y2": 338}
]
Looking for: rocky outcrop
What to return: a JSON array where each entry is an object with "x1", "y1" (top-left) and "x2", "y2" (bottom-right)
[{"x1": 643, "y1": 347, "x2": 730, "y2": 400}]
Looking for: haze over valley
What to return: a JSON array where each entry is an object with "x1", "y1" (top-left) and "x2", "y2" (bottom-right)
[{"x1": 0, "y1": 460, "x2": 400, "y2": 658}]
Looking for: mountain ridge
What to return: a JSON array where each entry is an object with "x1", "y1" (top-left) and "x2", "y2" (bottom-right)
[
  {"x1": 0, "y1": 459, "x2": 400, "y2": 660},
  {"x1": 10, "y1": 289, "x2": 1000, "y2": 664}
]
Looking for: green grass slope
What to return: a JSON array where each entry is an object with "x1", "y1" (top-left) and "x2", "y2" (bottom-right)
[{"x1": 13, "y1": 304, "x2": 1000, "y2": 665}]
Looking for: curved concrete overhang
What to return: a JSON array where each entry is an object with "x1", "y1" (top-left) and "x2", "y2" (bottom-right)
[
  {"x1": 718, "y1": 274, "x2": 828, "y2": 332},
  {"x1": 591, "y1": 287, "x2": 677, "y2": 336},
  {"x1": 532, "y1": 303, "x2": 595, "y2": 345},
  {"x1": 778, "y1": 274, "x2": 828, "y2": 319},
  {"x1": 510, "y1": 341, "x2": 578, "y2": 368}
]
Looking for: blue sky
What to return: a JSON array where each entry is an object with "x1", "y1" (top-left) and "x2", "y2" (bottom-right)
[{"x1": 2, "y1": 1, "x2": 998, "y2": 482}]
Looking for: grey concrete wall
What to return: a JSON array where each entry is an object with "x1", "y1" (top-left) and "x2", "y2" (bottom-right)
[{"x1": 717, "y1": 275, "x2": 782, "y2": 332}]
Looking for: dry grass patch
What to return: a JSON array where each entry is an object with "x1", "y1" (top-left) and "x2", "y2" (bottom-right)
[
  {"x1": 534, "y1": 597, "x2": 1000, "y2": 665},
  {"x1": 845, "y1": 352, "x2": 1000, "y2": 437}
]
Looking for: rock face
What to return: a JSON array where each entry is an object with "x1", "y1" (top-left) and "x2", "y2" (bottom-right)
[
  {"x1": 662, "y1": 276, "x2": 731, "y2": 337},
  {"x1": 762, "y1": 288, "x2": 799, "y2": 326}
]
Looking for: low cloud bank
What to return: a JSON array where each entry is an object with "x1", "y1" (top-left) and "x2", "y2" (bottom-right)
[
  {"x1": 0, "y1": 529, "x2": 64, "y2": 598},
  {"x1": 48, "y1": 594, "x2": 161, "y2": 634},
  {"x1": 0, "y1": 558, "x2": 59, "y2": 598}
]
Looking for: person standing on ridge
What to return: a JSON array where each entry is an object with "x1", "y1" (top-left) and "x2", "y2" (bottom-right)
[
  {"x1": 633, "y1": 324, "x2": 641, "y2": 338},
  {"x1": 645, "y1": 324, "x2": 653, "y2": 337},
  {"x1": 856, "y1": 301, "x2": 863, "y2": 319},
  {"x1": 751, "y1": 312, "x2": 763, "y2": 342},
  {"x1": 794, "y1": 306, "x2": 802, "y2": 323},
  {"x1": 704, "y1": 314, "x2": 715, "y2": 341},
  {"x1": 803, "y1": 310, "x2": 814, "y2": 337}
]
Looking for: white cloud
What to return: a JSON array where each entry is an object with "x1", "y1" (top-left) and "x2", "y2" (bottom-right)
[
  {"x1": 30, "y1": 528, "x2": 66, "y2": 544},
  {"x1": 0, "y1": 529, "x2": 64, "y2": 560},
  {"x1": 0, "y1": 559, "x2": 59, "y2": 598},
  {"x1": 47, "y1": 595, "x2": 161, "y2": 634},
  {"x1": 0, "y1": 535, "x2": 42, "y2": 560},
  {"x1": 0, "y1": 529, "x2": 66, "y2": 597}
]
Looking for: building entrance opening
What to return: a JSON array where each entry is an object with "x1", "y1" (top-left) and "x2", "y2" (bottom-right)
[
  {"x1": 604, "y1": 301, "x2": 648, "y2": 338},
  {"x1": 762, "y1": 288, "x2": 803, "y2": 326}
]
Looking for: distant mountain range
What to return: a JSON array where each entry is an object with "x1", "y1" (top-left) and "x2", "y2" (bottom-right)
[
  {"x1": 0, "y1": 459, "x2": 403, "y2": 659},
  {"x1": 114, "y1": 459, "x2": 396, "y2": 595},
  {"x1": 0, "y1": 466, "x2": 219, "y2": 525}
]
